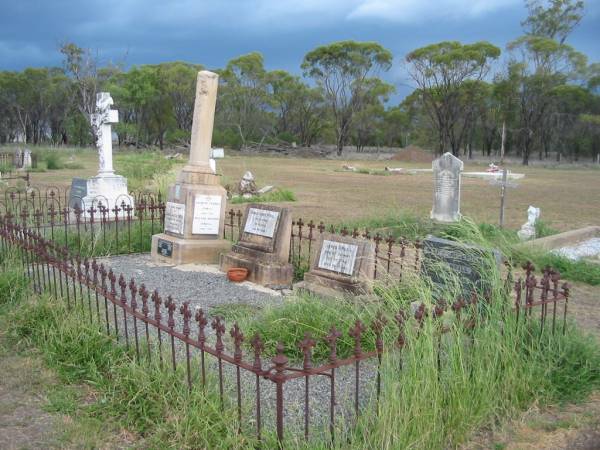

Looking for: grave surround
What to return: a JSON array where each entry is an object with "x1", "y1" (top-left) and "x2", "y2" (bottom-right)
[
  {"x1": 295, "y1": 232, "x2": 375, "y2": 298},
  {"x1": 220, "y1": 204, "x2": 293, "y2": 288}
]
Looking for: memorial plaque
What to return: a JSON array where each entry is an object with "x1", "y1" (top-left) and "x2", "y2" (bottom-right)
[
  {"x1": 192, "y1": 194, "x2": 222, "y2": 235},
  {"x1": 422, "y1": 236, "x2": 501, "y2": 295},
  {"x1": 165, "y1": 202, "x2": 186, "y2": 235},
  {"x1": 244, "y1": 208, "x2": 279, "y2": 238},
  {"x1": 70, "y1": 178, "x2": 88, "y2": 200},
  {"x1": 157, "y1": 238, "x2": 173, "y2": 257},
  {"x1": 318, "y1": 240, "x2": 359, "y2": 276}
]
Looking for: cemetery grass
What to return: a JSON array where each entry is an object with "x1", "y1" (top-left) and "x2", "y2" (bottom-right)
[
  {"x1": 2, "y1": 249, "x2": 600, "y2": 448},
  {"x1": 5, "y1": 147, "x2": 600, "y2": 233}
]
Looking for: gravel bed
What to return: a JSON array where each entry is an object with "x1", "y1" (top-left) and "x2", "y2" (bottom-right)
[
  {"x1": 87, "y1": 254, "x2": 380, "y2": 440},
  {"x1": 553, "y1": 238, "x2": 600, "y2": 261}
]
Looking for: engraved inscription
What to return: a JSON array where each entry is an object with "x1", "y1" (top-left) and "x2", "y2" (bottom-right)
[
  {"x1": 164, "y1": 202, "x2": 185, "y2": 235},
  {"x1": 192, "y1": 195, "x2": 222, "y2": 235},
  {"x1": 318, "y1": 240, "x2": 358, "y2": 276},
  {"x1": 244, "y1": 208, "x2": 279, "y2": 238}
]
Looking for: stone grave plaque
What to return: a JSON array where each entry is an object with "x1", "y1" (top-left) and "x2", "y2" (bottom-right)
[
  {"x1": 317, "y1": 239, "x2": 359, "y2": 276},
  {"x1": 70, "y1": 178, "x2": 88, "y2": 204},
  {"x1": 244, "y1": 208, "x2": 279, "y2": 238},
  {"x1": 157, "y1": 238, "x2": 173, "y2": 257},
  {"x1": 165, "y1": 202, "x2": 186, "y2": 235},
  {"x1": 422, "y1": 236, "x2": 501, "y2": 295},
  {"x1": 192, "y1": 194, "x2": 222, "y2": 235}
]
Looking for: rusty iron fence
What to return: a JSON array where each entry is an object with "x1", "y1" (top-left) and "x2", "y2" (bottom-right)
[
  {"x1": 0, "y1": 217, "x2": 571, "y2": 447},
  {"x1": 0, "y1": 186, "x2": 165, "y2": 255}
]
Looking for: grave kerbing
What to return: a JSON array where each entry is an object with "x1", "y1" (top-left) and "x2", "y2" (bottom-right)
[
  {"x1": 220, "y1": 204, "x2": 293, "y2": 288},
  {"x1": 295, "y1": 233, "x2": 375, "y2": 298},
  {"x1": 151, "y1": 71, "x2": 231, "y2": 265}
]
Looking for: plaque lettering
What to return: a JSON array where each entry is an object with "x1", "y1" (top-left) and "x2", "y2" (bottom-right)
[
  {"x1": 192, "y1": 195, "x2": 222, "y2": 235},
  {"x1": 318, "y1": 240, "x2": 358, "y2": 276},
  {"x1": 165, "y1": 202, "x2": 186, "y2": 235},
  {"x1": 244, "y1": 208, "x2": 279, "y2": 238}
]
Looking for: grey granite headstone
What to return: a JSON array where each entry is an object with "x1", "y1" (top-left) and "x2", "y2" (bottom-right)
[
  {"x1": 422, "y1": 235, "x2": 501, "y2": 296},
  {"x1": 431, "y1": 152, "x2": 463, "y2": 222}
]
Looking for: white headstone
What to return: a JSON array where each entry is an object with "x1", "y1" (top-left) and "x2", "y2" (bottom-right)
[
  {"x1": 431, "y1": 152, "x2": 464, "y2": 222},
  {"x1": 22, "y1": 149, "x2": 32, "y2": 169},
  {"x1": 211, "y1": 148, "x2": 225, "y2": 159},
  {"x1": 317, "y1": 240, "x2": 359, "y2": 276},
  {"x1": 244, "y1": 208, "x2": 280, "y2": 238},
  {"x1": 91, "y1": 92, "x2": 119, "y2": 176}
]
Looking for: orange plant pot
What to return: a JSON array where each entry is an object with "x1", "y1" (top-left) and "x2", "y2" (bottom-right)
[{"x1": 227, "y1": 267, "x2": 249, "y2": 282}]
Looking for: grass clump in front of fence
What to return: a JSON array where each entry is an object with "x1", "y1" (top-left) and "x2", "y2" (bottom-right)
[
  {"x1": 230, "y1": 188, "x2": 297, "y2": 204},
  {"x1": 0, "y1": 260, "x2": 250, "y2": 449}
]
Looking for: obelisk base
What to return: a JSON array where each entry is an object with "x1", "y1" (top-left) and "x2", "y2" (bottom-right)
[{"x1": 151, "y1": 233, "x2": 231, "y2": 265}]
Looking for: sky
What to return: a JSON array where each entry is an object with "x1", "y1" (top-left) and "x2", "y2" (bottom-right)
[{"x1": 1, "y1": 0, "x2": 599, "y2": 99}]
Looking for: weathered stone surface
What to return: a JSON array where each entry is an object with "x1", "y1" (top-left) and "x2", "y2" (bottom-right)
[
  {"x1": 220, "y1": 204, "x2": 293, "y2": 288},
  {"x1": 295, "y1": 233, "x2": 375, "y2": 297},
  {"x1": 151, "y1": 71, "x2": 231, "y2": 265},
  {"x1": 431, "y1": 152, "x2": 463, "y2": 222},
  {"x1": 517, "y1": 206, "x2": 540, "y2": 241},
  {"x1": 421, "y1": 235, "x2": 501, "y2": 296}
]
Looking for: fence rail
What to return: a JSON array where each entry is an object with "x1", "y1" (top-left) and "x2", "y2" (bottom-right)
[{"x1": 0, "y1": 217, "x2": 570, "y2": 447}]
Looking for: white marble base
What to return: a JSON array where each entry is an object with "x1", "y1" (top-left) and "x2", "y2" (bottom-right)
[{"x1": 71, "y1": 174, "x2": 134, "y2": 218}]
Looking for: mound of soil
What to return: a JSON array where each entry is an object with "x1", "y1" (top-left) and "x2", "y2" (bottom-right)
[{"x1": 390, "y1": 145, "x2": 434, "y2": 163}]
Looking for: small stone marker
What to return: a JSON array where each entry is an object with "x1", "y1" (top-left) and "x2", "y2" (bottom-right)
[
  {"x1": 211, "y1": 148, "x2": 225, "y2": 159},
  {"x1": 422, "y1": 235, "x2": 501, "y2": 296},
  {"x1": 295, "y1": 233, "x2": 375, "y2": 298},
  {"x1": 13, "y1": 148, "x2": 22, "y2": 168},
  {"x1": 431, "y1": 152, "x2": 463, "y2": 222},
  {"x1": 220, "y1": 204, "x2": 293, "y2": 288}
]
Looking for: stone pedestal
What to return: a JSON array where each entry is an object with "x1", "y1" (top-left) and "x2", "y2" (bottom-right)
[
  {"x1": 151, "y1": 70, "x2": 231, "y2": 265},
  {"x1": 294, "y1": 233, "x2": 375, "y2": 298},
  {"x1": 220, "y1": 204, "x2": 293, "y2": 288},
  {"x1": 70, "y1": 175, "x2": 134, "y2": 217}
]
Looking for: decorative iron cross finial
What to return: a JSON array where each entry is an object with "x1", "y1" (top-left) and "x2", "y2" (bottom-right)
[
  {"x1": 212, "y1": 316, "x2": 226, "y2": 354},
  {"x1": 180, "y1": 301, "x2": 192, "y2": 337},
  {"x1": 152, "y1": 290, "x2": 162, "y2": 323},
  {"x1": 325, "y1": 326, "x2": 342, "y2": 362},
  {"x1": 129, "y1": 278, "x2": 137, "y2": 310},
  {"x1": 250, "y1": 334, "x2": 264, "y2": 371},
  {"x1": 230, "y1": 323, "x2": 245, "y2": 363},
  {"x1": 349, "y1": 320, "x2": 366, "y2": 357},
  {"x1": 140, "y1": 284, "x2": 149, "y2": 317},
  {"x1": 165, "y1": 296, "x2": 176, "y2": 329},
  {"x1": 195, "y1": 308, "x2": 208, "y2": 345},
  {"x1": 298, "y1": 332, "x2": 316, "y2": 370}
]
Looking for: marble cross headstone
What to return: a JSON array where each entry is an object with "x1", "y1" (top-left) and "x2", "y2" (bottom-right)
[
  {"x1": 91, "y1": 92, "x2": 119, "y2": 176},
  {"x1": 431, "y1": 152, "x2": 464, "y2": 222}
]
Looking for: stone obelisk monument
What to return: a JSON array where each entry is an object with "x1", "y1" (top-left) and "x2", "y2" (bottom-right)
[{"x1": 151, "y1": 71, "x2": 231, "y2": 264}]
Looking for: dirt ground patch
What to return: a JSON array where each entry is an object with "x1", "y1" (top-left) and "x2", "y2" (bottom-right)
[{"x1": 8, "y1": 149, "x2": 599, "y2": 232}]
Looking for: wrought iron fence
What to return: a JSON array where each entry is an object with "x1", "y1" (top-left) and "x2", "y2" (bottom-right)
[
  {"x1": 0, "y1": 218, "x2": 570, "y2": 447},
  {"x1": 0, "y1": 186, "x2": 165, "y2": 255}
]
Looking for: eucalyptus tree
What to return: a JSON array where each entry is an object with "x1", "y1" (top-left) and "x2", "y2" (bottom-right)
[
  {"x1": 302, "y1": 40, "x2": 393, "y2": 155},
  {"x1": 406, "y1": 41, "x2": 501, "y2": 156}
]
